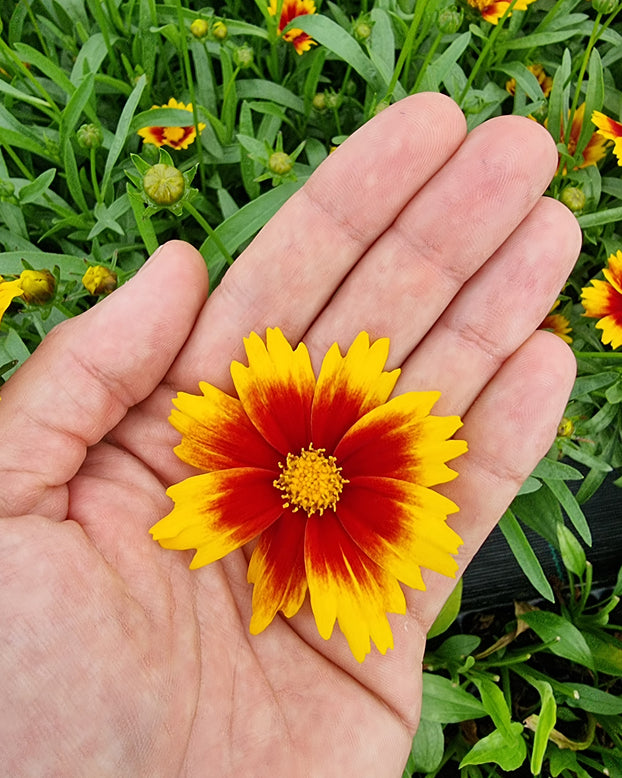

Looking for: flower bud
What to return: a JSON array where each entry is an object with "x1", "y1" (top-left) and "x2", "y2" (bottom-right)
[
  {"x1": 268, "y1": 151, "x2": 293, "y2": 176},
  {"x1": 437, "y1": 6, "x2": 463, "y2": 34},
  {"x1": 312, "y1": 92, "x2": 327, "y2": 112},
  {"x1": 0, "y1": 180, "x2": 15, "y2": 198},
  {"x1": 591, "y1": 0, "x2": 619, "y2": 13},
  {"x1": 233, "y1": 44, "x2": 254, "y2": 69},
  {"x1": 212, "y1": 21, "x2": 227, "y2": 40},
  {"x1": 353, "y1": 20, "x2": 373, "y2": 42},
  {"x1": 560, "y1": 186, "x2": 586, "y2": 213},
  {"x1": 557, "y1": 417, "x2": 574, "y2": 438},
  {"x1": 190, "y1": 18, "x2": 209, "y2": 39},
  {"x1": 324, "y1": 91, "x2": 342, "y2": 110},
  {"x1": 143, "y1": 163, "x2": 185, "y2": 205},
  {"x1": 82, "y1": 265, "x2": 118, "y2": 296},
  {"x1": 77, "y1": 123, "x2": 103, "y2": 150},
  {"x1": 19, "y1": 269, "x2": 55, "y2": 304}
]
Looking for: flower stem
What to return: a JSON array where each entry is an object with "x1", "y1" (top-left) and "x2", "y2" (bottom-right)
[{"x1": 183, "y1": 201, "x2": 234, "y2": 267}]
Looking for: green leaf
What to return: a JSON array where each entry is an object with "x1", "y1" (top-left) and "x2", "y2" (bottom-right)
[
  {"x1": 236, "y1": 80, "x2": 305, "y2": 114},
  {"x1": 427, "y1": 578, "x2": 462, "y2": 638},
  {"x1": 570, "y1": 371, "x2": 618, "y2": 399},
  {"x1": 530, "y1": 681, "x2": 556, "y2": 776},
  {"x1": 493, "y1": 62, "x2": 547, "y2": 103},
  {"x1": 543, "y1": 478, "x2": 591, "y2": 545},
  {"x1": 567, "y1": 684, "x2": 622, "y2": 715},
  {"x1": 291, "y1": 15, "x2": 385, "y2": 92},
  {"x1": 18, "y1": 169, "x2": 56, "y2": 204},
  {"x1": 59, "y1": 71, "x2": 95, "y2": 158},
  {"x1": 574, "y1": 49, "x2": 604, "y2": 161},
  {"x1": 531, "y1": 457, "x2": 583, "y2": 480},
  {"x1": 410, "y1": 719, "x2": 444, "y2": 773},
  {"x1": 473, "y1": 676, "x2": 514, "y2": 739},
  {"x1": 0, "y1": 327, "x2": 31, "y2": 377},
  {"x1": 130, "y1": 107, "x2": 202, "y2": 132},
  {"x1": 556, "y1": 524, "x2": 586, "y2": 577},
  {"x1": 100, "y1": 74, "x2": 146, "y2": 201},
  {"x1": 433, "y1": 634, "x2": 482, "y2": 662},
  {"x1": 421, "y1": 673, "x2": 487, "y2": 723},
  {"x1": 520, "y1": 611, "x2": 594, "y2": 670},
  {"x1": 582, "y1": 631, "x2": 622, "y2": 676},
  {"x1": 547, "y1": 48, "x2": 572, "y2": 144},
  {"x1": 499, "y1": 510, "x2": 555, "y2": 602},
  {"x1": 460, "y1": 721, "x2": 526, "y2": 771},
  {"x1": 418, "y1": 32, "x2": 471, "y2": 93}
]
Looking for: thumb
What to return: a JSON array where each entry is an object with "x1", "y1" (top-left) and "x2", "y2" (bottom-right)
[{"x1": 0, "y1": 241, "x2": 208, "y2": 521}]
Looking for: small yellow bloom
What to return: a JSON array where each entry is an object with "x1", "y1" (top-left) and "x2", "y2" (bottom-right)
[
  {"x1": 539, "y1": 300, "x2": 572, "y2": 344},
  {"x1": 591, "y1": 110, "x2": 622, "y2": 166},
  {"x1": 190, "y1": 18, "x2": 209, "y2": 39},
  {"x1": 505, "y1": 64, "x2": 552, "y2": 97},
  {"x1": 82, "y1": 265, "x2": 118, "y2": 296},
  {"x1": 0, "y1": 276, "x2": 23, "y2": 323},
  {"x1": 268, "y1": 0, "x2": 317, "y2": 54},
  {"x1": 19, "y1": 269, "x2": 55, "y2": 305},
  {"x1": 137, "y1": 98, "x2": 206, "y2": 151},
  {"x1": 581, "y1": 250, "x2": 622, "y2": 349},
  {"x1": 467, "y1": 0, "x2": 537, "y2": 24}
]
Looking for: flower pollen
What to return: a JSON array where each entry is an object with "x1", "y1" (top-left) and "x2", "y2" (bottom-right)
[{"x1": 274, "y1": 444, "x2": 348, "y2": 516}]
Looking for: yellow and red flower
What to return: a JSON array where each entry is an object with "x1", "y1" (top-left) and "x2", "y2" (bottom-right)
[
  {"x1": 268, "y1": 0, "x2": 317, "y2": 54},
  {"x1": 581, "y1": 250, "x2": 622, "y2": 350},
  {"x1": 539, "y1": 300, "x2": 572, "y2": 344},
  {"x1": 467, "y1": 0, "x2": 537, "y2": 25},
  {"x1": 150, "y1": 329, "x2": 467, "y2": 661},
  {"x1": 137, "y1": 98, "x2": 205, "y2": 150},
  {"x1": 549, "y1": 103, "x2": 608, "y2": 173},
  {"x1": 591, "y1": 110, "x2": 622, "y2": 166},
  {"x1": 505, "y1": 63, "x2": 552, "y2": 97},
  {"x1": 0, "y1": 276, "x2": 23, "y2": 324}
]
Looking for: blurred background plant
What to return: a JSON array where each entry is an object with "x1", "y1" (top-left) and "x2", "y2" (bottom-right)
[{"x1": 0, "y1": 0, "x2": 621, "y2": 774}]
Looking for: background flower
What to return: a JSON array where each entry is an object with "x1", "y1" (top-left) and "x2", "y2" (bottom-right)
[
  {"x1": 151, "y1": 329, "x2": 467, "y2": 661},
  {"x1": 581, "y1": 250, "x2": 622, "y2": 349},
  {"x1": 137, "y1": 98, "x2": 205, "y2": 150},
  {"x1": 268, "y1": 0, "x2": 317, "y2": 54},
  {"x1": 591, "y1": 110, "x2": 622, "y2": 166},
  {"x1": 0, "y1": 277, "x2": 23, "y2": 324}
]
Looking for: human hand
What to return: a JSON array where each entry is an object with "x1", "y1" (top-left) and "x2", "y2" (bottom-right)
[{"x1": 0, "y1": 93, "x2": 580, "y2": 777}]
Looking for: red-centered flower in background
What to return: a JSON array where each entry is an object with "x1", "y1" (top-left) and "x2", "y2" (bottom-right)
[
  {"x1": 150, "y1": 329, "x2": 467, "y2": 662},
  {"x1": 0, "y1": 276, "x2": 23, "y2": 324},
  {"x1": 581, "y1": 250, "x2": 622, "y2": 350},
  {"x1": 268, "y1": 0, "x2": 317, "y2": 54},
  {"x1": 467, "y1": 0, "x2": 537, "y2": 25},
  {"x1": 591, "y1": 110, "x2": 622, "y2": 166},
  {"x1": 539, "y1": 300, "x2": 572, "y2": 344},
  {"x1": 137, "y1": 98, "x2": 206, "y2": 150}
]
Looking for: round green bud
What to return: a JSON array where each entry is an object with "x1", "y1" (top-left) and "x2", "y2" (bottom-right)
[
  {"x1": 77, "y1": 123, "x2": 103, "y2": 150},
  {"x1": 143, "y1": 164, "x2": 185, "y2": 205},
  {"x1": 437, "y1": 6, "x2": 463, "y2": 34},
  {"x1": 268, "y1": 152, "x2": 293, "y2": 176},
  {"x1": 560, "y1": 186, "x2": 586, "y2": 213},
  {"x1": 353, "y1": 21, "x2": 373, "y2": 42},
  {"x1": 312, "y1": 92, "x2": 327, "y2": 112},
  {"x1": 233, "y1": 45, "x2": 254, "y2": 69},
  {"x1": 591, "y1": 0, "x2": 619, "y2": 13}
]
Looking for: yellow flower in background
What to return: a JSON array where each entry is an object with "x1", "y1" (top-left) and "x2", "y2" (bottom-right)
[
  {"x1": 137, "y1": 98, "x2": 206, "y2": 150},
  {"x1": 539, "y1": 300, "x2": 572, "y2": 344},
  {"x1": 467, "y1": 0, "x2": 537, "y2": 25},
  {"x1": 0, "y1": 276, "x2": 23, "y2": 324},
  {"x1": 150, "y1": 328, "x2": 467, "y2": 662},
  {"x1": 581, "y1": 250, "x2": 622, "y2": 350},
  {"x1": 268, "y1": 0, "x2": 317, "y2": 54},
  {"x1": 505, "y1": 64, "x2": 552, "y2": 97},
  {"x1": 591, "y1": 110, "x2": 622, "y2": 166}
]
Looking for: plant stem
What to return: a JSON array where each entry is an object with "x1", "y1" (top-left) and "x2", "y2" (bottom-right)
[{"x1": 183, "y1": 201, "x2": 234, "y2": 266}]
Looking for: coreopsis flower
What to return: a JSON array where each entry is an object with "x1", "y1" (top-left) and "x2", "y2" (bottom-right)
[
  {"x1": 82, "y1": 265, "x2": 118, "y2": 296},
  {"x1": 466, "y1": 0, "x2": 537, "y2": 25},
  {"x1": 550, "y1": 104, "x2": 608, "y2": 173},
  {"x1": 268, "y1": 0, "x2": 317, "y2": 54},
  {"x1": 150, "y1": 329, "x2": 467, "y2": 662},
  {"x1": 0, "y1": 276, "x2": 23, "y2": 323},
  {"x1": 539, "y1": 300, "x2": 572, "y2": 344},
  {"x1": 581, "y1": 250, "x2": 622, "y2": 349},
  {"x1": 137, "y1": 98, "x2": 206, "y2": 150},
  {"x1": 505, "y1": 63, "x2": 552, "y2": 97},
  {"x1": 591, "y1": 110, "x2": 622, "y2": 166}
]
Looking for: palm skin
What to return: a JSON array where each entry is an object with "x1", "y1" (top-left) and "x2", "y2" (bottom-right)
[{"x1": 0, "y1": 94, "x2": 580, "y2": 777}]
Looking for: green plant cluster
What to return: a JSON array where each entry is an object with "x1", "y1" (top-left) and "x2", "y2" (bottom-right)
[{"x1": 1, "y1": 0, "x2": 622, "y2": 775}]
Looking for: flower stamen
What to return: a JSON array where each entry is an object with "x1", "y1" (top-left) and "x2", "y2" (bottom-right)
[{"x1": 274, "y1": 444, "x2": 348, "y2": 516}]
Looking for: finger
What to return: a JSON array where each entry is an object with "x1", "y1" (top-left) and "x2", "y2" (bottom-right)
[
  {"x1": 167, "y1": 93, "x2": 467, "y2": 392},
  {"x1": 0, "y1": 241, "x2": 208, "y2": 520},
  {"x1": 305, "y1": 115, "x2": 560, "y2": 368},
  {"x1": 407, "y1": 330, "x2": 576, "y2": 632},
  {"x1": 397, "y1": 196, "x2": 581, "y2": 414}
]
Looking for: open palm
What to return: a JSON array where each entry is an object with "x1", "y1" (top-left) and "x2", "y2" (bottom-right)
[{"x1": 0, "y1": 94, "x2": 580, "y2": 777}]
